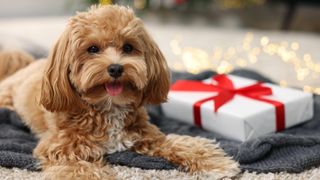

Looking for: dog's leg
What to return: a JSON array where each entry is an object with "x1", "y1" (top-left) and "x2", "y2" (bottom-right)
[
  {"x1": 132, "y1": 123, "x2": 240, "y2": 179},
  {"x1": 34, "y1": 133, "x2": 115, "y2": 180}
]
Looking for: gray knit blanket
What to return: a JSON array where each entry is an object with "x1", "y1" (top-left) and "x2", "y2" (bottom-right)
[{"x1": 0, "y1": 70, "x2": 319, "y2": 173}]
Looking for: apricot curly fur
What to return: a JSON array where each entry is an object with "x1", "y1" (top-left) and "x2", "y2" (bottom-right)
[
  {"x1": 0, "y1": 50, "x2": 34, "y2": 81},
  {"x1": 0, "y1": 5, "x2": 239, "y2": 179}
]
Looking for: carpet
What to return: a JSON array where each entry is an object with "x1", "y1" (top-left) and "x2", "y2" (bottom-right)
[{"x1": 1, "y1": 165, "x2": 320, "y2": 180}]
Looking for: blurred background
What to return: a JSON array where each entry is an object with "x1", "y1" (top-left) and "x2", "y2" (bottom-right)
[{"x1": 0, "y1": 0, "x2": 319, "y2": 93}]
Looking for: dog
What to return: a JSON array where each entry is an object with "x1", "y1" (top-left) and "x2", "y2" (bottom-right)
[
  {"x1": 0, "y1": 50, "x2": 34, "y2": 81},
  {"x1": 0, "y1": 5, "x2": 240, "y2": 179}
]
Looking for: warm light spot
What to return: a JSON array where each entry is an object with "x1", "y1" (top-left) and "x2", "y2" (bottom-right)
[
  {"x1": 260, "y1": 36, "x2": 269, "y2": 46},
  {"x1": 246, "y1": 32, "x2": 254, "y2": 38},
  {"x1": 172, "y1": 62, "x2": 185, "y2": 71},
  {"x1": 277, "y1": 46, "x2": 286, "y2": 53},
  {"x1": 263, "y1": 44, "x2": 279, "y2": 56},
  {"x1": 242, "y1": 43, "x2": 251, "y2": 51},
  {"x1": 314, "y1": 88, "x2": 320, "y2": 95},
  {"x1": 244, "y1": 32, "x2": 254, "y2": 42},
  {"x1": 217, "y1": 61, "x2": 233, "y2": 74},
  {"x1": 312, "y1": 72, "x2": 319, "y2": 79},
  {"x1": 170, "y1": 41, "x2": 182, "y2": 55},
  {"x1": 133, "y1": 0, "x2": 147, "y2": 9},
  {"x1": 303, "y1": 54, "x2": 312, "y2": 62},
  {"x1": 181, "y1": 48, "x2": 211, "y2": 74},
  {"x1": 291, "y1": 42, "x2": 300, "y2": 51},
  {"x1": 280, "y1": 41, "x2": 288, "y2": 48},
  {"x1": 296, "y1": 68, "x2": 309, "y2": 81},
  {"x1": 305, "y1": 61, "x2": 314, "y2": 70},
  {"x1": 314, "y1": 64, "x2": 320, "y2": 73},
  {"x1": 224, "y1": 48, "x2": 235, "y2": 60},
  {"x1": 303, "y1": 85, "x2": 313, "y2": 92},
  {"x1": 99, "y1": 0, "x2": 112, "y2": 5},
  {"x1": 279, "y1": 80, "x2": 287, "y2": 87},
  {"x1": 248, "y1": 54, "x2": 257, "y2": 63},
  {"x1": 170, "y1": 36, "x2": 182, "y2": 56},
  {"x1": 236, "y1": 58, "x2": 247, "y2": 67},
  {"x1": 252, "y1": 47, "x2": 261, "y2": 55},
  {"x1": 227, "y1": 47, "x2": 236, "y2": 56},
  {"x1": 212, "y1": 48, "x2": 222, "y2": 61}
]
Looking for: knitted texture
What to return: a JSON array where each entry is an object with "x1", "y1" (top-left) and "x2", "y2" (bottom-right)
[{"x1": 0, "y1": 70, "x2": 319, "y2": 173}]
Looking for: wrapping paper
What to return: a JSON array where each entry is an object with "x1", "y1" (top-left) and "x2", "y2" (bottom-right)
[{"x1": 162, "y1": 75, "x2": 313, "y2": 141}]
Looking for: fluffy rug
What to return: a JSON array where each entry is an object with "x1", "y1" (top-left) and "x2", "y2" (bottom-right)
[{"x1": 1, "y1": 165, "x2": 320, "y2": 180}]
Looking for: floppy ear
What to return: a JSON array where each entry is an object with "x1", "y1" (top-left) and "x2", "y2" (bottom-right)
[
  {"x1": 140, "y1": 26, "x2": 170, "y2": 105},
  {"x1": 40, "y1": 28, "x2": 82, "y2": 112}
]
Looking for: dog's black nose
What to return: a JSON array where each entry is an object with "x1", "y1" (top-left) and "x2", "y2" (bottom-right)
[{"x1": 108, "y1": 64, "x2": 123, "y2": 78}]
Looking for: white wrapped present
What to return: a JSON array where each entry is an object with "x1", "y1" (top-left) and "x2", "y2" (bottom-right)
[{"x1": 162, "y1": 74, "x2": 313, "y2": 141}]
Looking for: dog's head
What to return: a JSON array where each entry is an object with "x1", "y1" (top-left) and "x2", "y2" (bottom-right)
[{"x1": 40, "y1": 5, "x2": 170, "y2": 112}]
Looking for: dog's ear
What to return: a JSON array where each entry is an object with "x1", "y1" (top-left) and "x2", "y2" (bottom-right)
[
  {"x1": 140, "y1": 25, "x2": 170, "y2": 105},
  {"x1": 40, "y1": 28, "x2": 82, "y2": 112}
]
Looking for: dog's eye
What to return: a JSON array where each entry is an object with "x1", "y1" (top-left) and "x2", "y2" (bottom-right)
[
  {"x1": 122, "y1": 43, "x2": 134, "y2": 54},
  {"x1": 87, "y1": 46, "x2": 100, "y2": 54}
]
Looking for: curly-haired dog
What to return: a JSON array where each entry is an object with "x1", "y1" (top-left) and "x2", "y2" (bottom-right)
[{"x1": 0, "y1": 5, "x2": 240, "y2": 179}]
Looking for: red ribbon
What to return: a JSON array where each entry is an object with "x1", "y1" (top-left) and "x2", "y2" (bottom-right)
[{"x1": 171, "y1": 74, "x2": 285, "y2": 131}]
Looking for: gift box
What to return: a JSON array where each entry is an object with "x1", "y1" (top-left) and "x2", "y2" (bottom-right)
[{"x1": 162, "y1": 74, "x2": 314, "y2": 142}]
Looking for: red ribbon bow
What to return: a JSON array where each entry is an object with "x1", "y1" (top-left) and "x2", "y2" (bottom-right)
[{"x1": 171, "y1": 74, "x2": 285, "y2": 131}]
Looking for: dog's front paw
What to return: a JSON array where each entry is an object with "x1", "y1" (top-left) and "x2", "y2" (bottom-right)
[
  {"x1": 189, "y1": 149, "x2": 240, "y2": 179},
  {"x1": 167, "y1": 134, "x2": 240, "y2": 179},
  {"x1": 42, "y1": 161, "x2": 115, "y2": 180}
]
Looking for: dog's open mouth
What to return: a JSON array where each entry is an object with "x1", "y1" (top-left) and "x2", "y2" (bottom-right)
[{"x1": 104, "y1": 81, "x2": 123, "y2": 96}]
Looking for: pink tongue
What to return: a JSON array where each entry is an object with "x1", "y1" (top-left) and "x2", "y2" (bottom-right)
[{"x1": 105, "y1": 82, "x2": 123, "y2": 96}]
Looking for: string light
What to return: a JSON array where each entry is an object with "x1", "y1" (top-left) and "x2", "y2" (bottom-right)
[
  {"x1": 279, "y1": 80, "x2": 288, "y2": 87},
  {"x1": 216, "y1": 0, "x2": 265, "y2": 9},
  {"x1": 99, "y1": 0, "x2": 112, "y2": 5},
  {"x1": 133, "y1": 0, "x2": 147, "y2": 10},
  {"x1": 170, "y1": 33, "x2": 320, "y2": 95}
]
